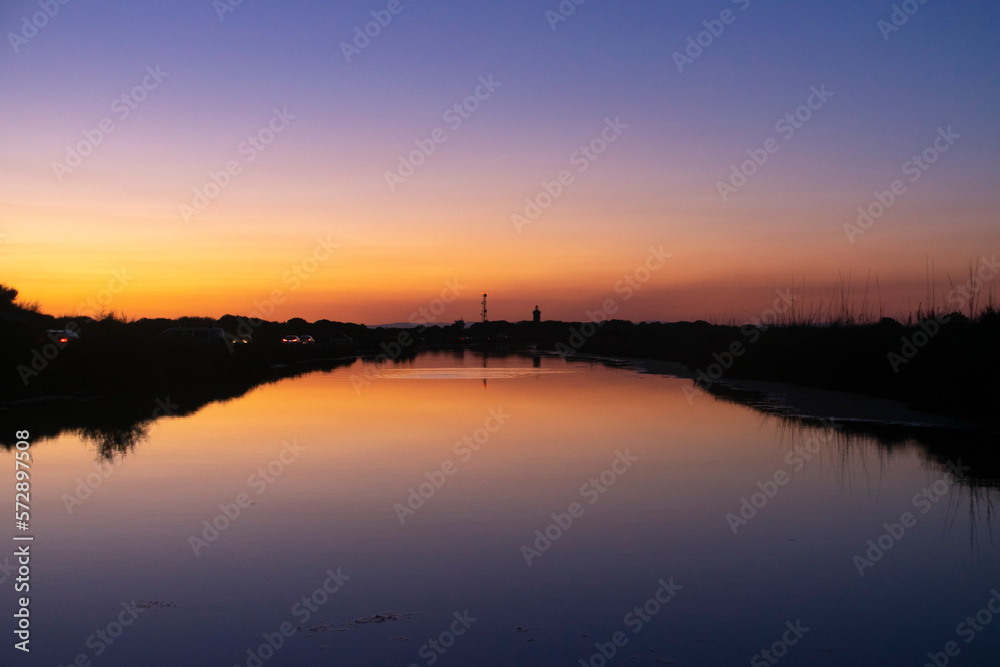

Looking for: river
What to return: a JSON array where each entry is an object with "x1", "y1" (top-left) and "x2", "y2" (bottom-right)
[{"x1": 4, "y1": 350, "x2": 998, "y2": 666}]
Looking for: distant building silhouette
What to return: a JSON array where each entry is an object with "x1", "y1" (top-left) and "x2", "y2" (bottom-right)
[{"x1": 533, "y1": 305, "x2": 540, "y2": 323}]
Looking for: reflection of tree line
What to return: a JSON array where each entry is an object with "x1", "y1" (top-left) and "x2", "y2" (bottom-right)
[
  {"x1": 710, "y1": 386, "x2": 998, "y2": 545},
  {"x1": 0, "y1": 357, "x2": 355, "y2": 460},
  {"x1": 3, "y1": 349, "x2": 994, "y2": 542}
]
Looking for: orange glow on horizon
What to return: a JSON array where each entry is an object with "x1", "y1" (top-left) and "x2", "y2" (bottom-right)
[{"x1": 5, "y1": 180, "x2": 997, "y2": 323}]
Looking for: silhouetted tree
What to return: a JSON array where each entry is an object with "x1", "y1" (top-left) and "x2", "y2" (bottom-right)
[{"x1": 0, "y1": 284, "x2": 18, "y2": 306}]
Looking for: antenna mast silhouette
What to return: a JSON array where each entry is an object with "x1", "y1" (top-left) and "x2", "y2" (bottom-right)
[{"x1": 481, "y1": 293, "x2": 488, "y2": 323}]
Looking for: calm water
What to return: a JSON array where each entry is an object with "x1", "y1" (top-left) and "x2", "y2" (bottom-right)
[{"x1": 4, "y1": 351, "x2": 998, "y2": 666}]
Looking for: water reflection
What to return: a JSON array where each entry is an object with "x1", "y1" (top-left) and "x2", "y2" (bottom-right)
[
  {"x1": 702, "y1": 381, "x2": 1000, "y2": 488},
  {"x1": 75, "y1": 421, "x2": 146, "y2": 460},
  {"x1": 0, "y1": 356, "x2": 356, "y2": 458},
  {"x1": 690, "y1": 379, "x2": 1000, "y2": 548},
  {"x1": 2, "y1": 350, "x2": 998, "y2": 665},
  {"x1": 6, "y1": 351, "x2": 995, "y2": 494}
]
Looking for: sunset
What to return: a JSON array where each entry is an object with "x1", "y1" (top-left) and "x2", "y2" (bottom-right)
[
  {"x1": 2, "y1": 1, "x2": 999, "y2": 666},
  {"x1": 4, "y1": 1, "x2": 998, "y2": 323}
]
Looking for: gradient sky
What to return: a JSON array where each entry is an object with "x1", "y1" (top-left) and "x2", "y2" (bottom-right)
[{"x1": 2, "y1": 0, "x2": 998, "y2": 324}]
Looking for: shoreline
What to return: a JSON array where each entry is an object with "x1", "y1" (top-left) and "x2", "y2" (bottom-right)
[{"x1": 624, "y1": 357, "x2": 995, "y2": 432}]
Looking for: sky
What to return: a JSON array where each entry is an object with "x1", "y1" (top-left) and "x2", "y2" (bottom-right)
[{"x1": 2, "y1": 0, "x2": 998, "y2": 324}]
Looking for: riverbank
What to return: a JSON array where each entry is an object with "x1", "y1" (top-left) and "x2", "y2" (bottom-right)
[
  {"x1": 536, "y1": 315, "x2": 999, "y2": 427},
  {"x1": 3, "y1": 297, "x2": 997, "y2": 430},
  {"x1": 627, "y1": 358, "x2": 986, "y2": 430},
  {"x1": 616, "y1": 355, "x2": 1000, "y2": 486}
]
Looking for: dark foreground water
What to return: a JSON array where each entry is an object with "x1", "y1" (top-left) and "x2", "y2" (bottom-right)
[{"x1": 3, "y1": 351, "x2": 998, "y2": 666}]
